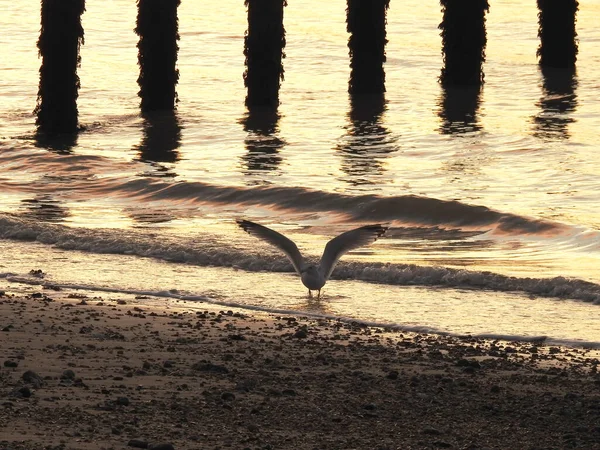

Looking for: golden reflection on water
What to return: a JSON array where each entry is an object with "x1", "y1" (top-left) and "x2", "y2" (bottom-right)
[{"x1": 1, "y1": 0, "x2": 599, "y2": 282}]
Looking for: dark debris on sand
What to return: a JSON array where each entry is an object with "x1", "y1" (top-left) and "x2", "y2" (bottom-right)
[{"x1": 0, "y1": 294, "x2": 599, "y2": 449}]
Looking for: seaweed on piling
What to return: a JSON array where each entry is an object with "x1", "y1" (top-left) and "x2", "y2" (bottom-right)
[
  {"x1": 346, "y1": 0, "x2": 390, "y2": 95},
  {"x1": 34, "y1": 0, "x2": 86, "y2": 134},
  {"x1": 439, "y1": 0, "x2": 489, "y2": 86},
  {"x1": 537, "y1": 0, "x2": 578, "y2": 68},
  {"x1": 243, "y1": 0, "x2": 287, "y2": 108},
  {"x1": 135, "y1": 0, "x2": 181, "y2": 111}
]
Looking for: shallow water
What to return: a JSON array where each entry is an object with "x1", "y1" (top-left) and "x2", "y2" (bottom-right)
[{"x1": 1, "y1": 0, "x2": 599, "y2": 346}]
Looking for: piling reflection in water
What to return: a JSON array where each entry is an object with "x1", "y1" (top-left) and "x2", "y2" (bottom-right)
[
  {"x1": 34, "y1": 131, "x2": 79, "y2": 155},
  {"x1": 20, "y1": 195, "x2": 70, "y2": 223},
  {"x1": 337, "y1": 93, "x2": 398, "y2": 188},
  {"x1": 240, "y1": 107, "x2": 285, "y2": 184},
  {"x1": 437, "y1": 85, "x2": 483, "y2": 135},
  {"x1": 135, "y1": 110, "x2": 182, "y2": 164},
  {"x1": 532, "y1": 67, "x2": 578, "y2": 140}
]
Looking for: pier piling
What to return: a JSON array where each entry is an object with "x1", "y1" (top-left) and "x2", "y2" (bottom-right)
[
  {"x1": 135, "y1": 0, "x2": 180, "y2": 111},
  {"x1": 346, "y1": 0, "x2": 389, "y2": 95},
  {"x1": 34, "y1": 0, "x2": 86, "y2": 135},
  {"x1": 537, "y1": 0, "x2": 578, "y2": 68},
  {"x1": 439, "y1": 0, "x2": 489, "y2": 86},
  {"x1": 243, "y1": 0, "x2": 287, "y2": 109}
]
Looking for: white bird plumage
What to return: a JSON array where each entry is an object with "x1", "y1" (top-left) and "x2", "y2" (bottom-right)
[{"x1": 237, "y1": 220, "x2": 388, "y2": 297}]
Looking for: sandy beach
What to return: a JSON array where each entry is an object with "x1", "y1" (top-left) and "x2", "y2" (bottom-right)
[{"x1": 1, "y1": 289, "x2": 599, "y2": 450}]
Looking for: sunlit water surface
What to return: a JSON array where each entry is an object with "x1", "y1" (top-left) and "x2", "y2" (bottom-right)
[{"x1": 1, "y1": 0, "x2": 599, "y2": 346}]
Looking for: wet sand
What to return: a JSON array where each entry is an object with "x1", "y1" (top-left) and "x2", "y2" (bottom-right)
[{"x1": 1, "y1": 289, "x2": 599, "y2": 450}]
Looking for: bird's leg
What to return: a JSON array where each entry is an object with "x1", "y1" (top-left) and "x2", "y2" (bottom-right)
[
  {"x1": 317, "y1": 289, "x2": 321, "y2": 299},
  {"x1": 308, "y1": 289, "x2": 312, "y2": 298}
]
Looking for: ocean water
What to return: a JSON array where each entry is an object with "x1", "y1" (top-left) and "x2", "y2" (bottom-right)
[{"x1": 1, "y1": 0, "x2": 599, "y2": 347}]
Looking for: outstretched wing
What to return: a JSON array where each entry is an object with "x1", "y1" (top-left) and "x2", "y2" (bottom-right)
[
  {"x1": 237, "y1": 220, "x2": 305, "y2": 274},
  {"x1": 320, "y1": 224, "x2": 387, "y2": 280}
]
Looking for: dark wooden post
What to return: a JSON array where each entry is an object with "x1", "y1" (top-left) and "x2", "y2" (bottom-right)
[
  {"x1": 439, "y1": 0, "x2": 489, "y2": 86},
  {"x1": 34, "y1": 0, "x2": 86, "y2": 135},
  {"x1": 537, "y1": 0, "x2": 578, "y2": 68},
  {"x1": 135, "y1": 0, "x2": 180, "y2": 111},
  {"x1": 243, "y1": 0, "x2": 287, "y2": 108},
  {"x1": 346, "y1": 0, "x2": 389, "y2": 94}
]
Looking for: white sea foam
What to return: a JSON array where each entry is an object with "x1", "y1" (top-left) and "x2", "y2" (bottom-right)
[{"x1": 1, "y1": 212, "x2": 599, "y2": 304}]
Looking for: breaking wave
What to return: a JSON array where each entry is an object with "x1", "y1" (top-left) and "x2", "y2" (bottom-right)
[{"x1": 1, "y1": 212, "x2": 599, "y2": 304}]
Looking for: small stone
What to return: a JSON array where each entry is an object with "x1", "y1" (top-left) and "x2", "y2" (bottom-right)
[
  {"x1": 191, "y1": 362, "x2": 229, "y2": 374},
  {"x1": 282, "y1": 389, "x2": 297, "y2": 397},
  {"x1": 221, "y1": 392, "x2": 236, "y2": 401},
  {"x1": 386, "y1": 370, "x2": 399, "y2": 380},
  {"x1": 293, "y1": 328, "x2": 308, "y2": 339},
  {"x1": 3, "y1": 360, "x2": 18, "y2": 368},
  {"x1": 490, "y1": 385, "x2": 501, "y2": 393},
  {"x1": 149, "y1": 444, "x2": 175, "y2": 450},
  {"x1": 18, "y1": 387, "x2": 32, "y2": 398},
  {"x1": 116, "y1": 396, "x2": 130, "y2": 406},
  {"x1": 61, "y1": 369, "x2": 76, "y2": 380},
  {"x1": 22, "y1": 370, "x2": 44, "y2": 388},
  {"x1": 127, "y1": 439, "x2": 148, "y2": 448},
  {"x1": 456, "y1": 359, "x2": 480, "y2": 369}
]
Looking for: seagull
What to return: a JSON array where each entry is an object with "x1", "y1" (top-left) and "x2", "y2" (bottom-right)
[{"x1": 237, "y1": 220, "x2": 387, "y2": 298}]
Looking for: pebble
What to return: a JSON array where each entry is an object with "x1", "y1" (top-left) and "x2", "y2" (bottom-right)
[
  {"x1": 22, "y1": 370, "x2": 44, "y2": 388},
  {"x1": 127, "y1": 439, "x2": 148, "y2": 449},
  {"x1": 149, "y1": 444, "x2": 175, "y2": 450},
  {"x1": 18, "y1": 386, "x2": 32, "y2": 398},
  {"x1": 61, "y1": 369, "x2": 76, "y2": 380},
  {"x1": 422, "y1": 427, "x2": 442, "y2": 435},
  {"x1": 221, "y1": 392, "x2": 236, "y2": 401},
  {"x1": 293, "y1": 328, "x2": 308, "y2": 339},
  {"x1": 3, "y1": 360, "x2": 18, "y2": 368},
  {"x1": 191, "y1": 362, "x2": 229, "y2": 374}
]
